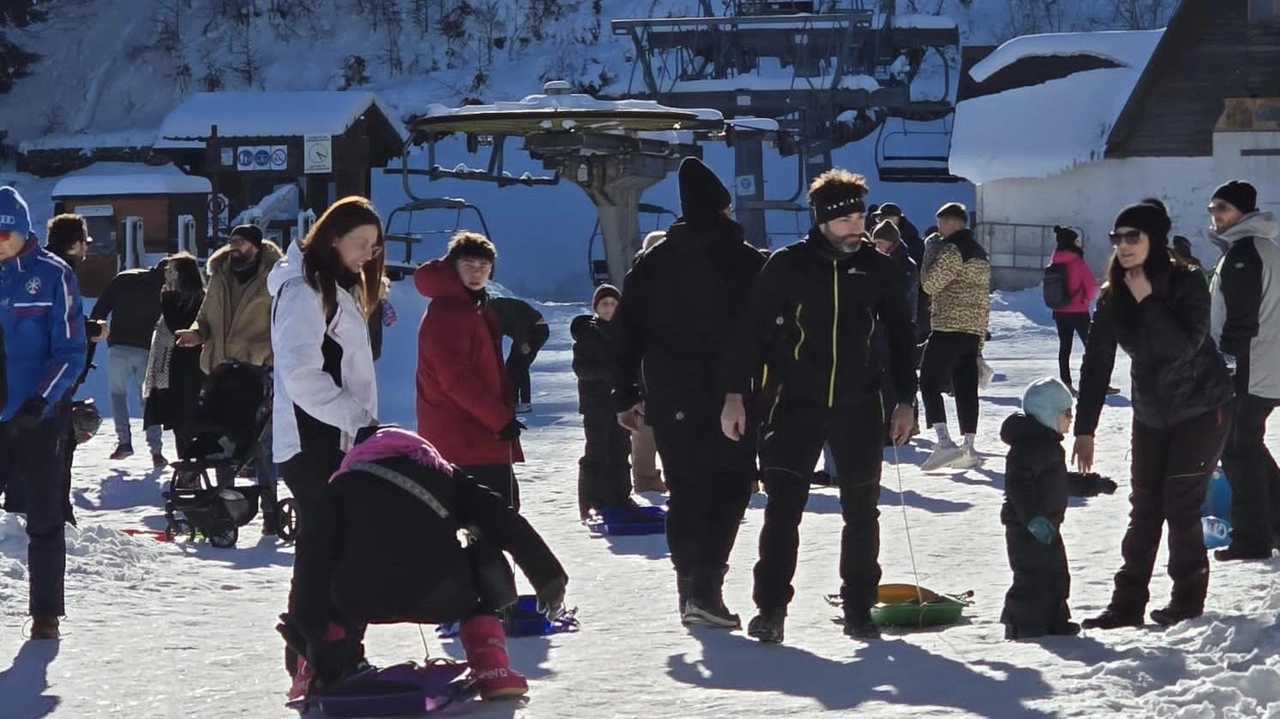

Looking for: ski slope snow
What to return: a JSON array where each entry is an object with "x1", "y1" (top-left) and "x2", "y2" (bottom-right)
[{"x1": 2, "y1": 284, "x2": 1279, "y2": 718}]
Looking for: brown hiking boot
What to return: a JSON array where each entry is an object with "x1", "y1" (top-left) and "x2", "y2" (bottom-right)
[{"x1": 29, "y1": 616, "x2": 60, "y2": 640}]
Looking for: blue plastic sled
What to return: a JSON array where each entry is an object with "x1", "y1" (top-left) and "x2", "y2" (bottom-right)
[
  {"x1": 585, "y1": 504, "x2": 666, "y2": 536},
  {"x1": 437, "y1": 595, "x2": 580, "y2": 639},
  {"x1": 1201, "y1": 469, "x2": 1232, "y2": 523}
]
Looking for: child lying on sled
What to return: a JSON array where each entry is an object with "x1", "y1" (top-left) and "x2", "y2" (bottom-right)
[{"x1": 280, "y1": 426, "x2": 568, "y2": 701}]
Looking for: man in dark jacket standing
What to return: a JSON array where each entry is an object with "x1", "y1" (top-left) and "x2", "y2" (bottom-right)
[
  {"x1": 720, "y1": 168, "x2": 916, "y2": 643},
  {"x1": 1206, "y1": 180, "x2": 1280, "y2": 561},
  {"x1": 612, "y1": 157, "x2": 766, "y2": 628},
  {"x1": 91, "y1": 261, "x2": 165, "y2": 466},
  {"x1": 0, "y1": 186, "x2": 88, "y2": 641}
]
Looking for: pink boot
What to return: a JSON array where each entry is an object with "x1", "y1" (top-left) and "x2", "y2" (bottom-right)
[{"x1": 458, "y1": 614, "x2": 529, "y2": 701}]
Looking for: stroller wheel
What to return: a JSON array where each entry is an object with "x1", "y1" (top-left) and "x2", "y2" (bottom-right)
[
  {"x1": 208, "y1": 523, "x2": 239, "y2": 549},
  {"x1": 277, "y1": 498, "x2": 299, "y2": 543},
  {"x1": 165, "y1": 518, "x2": 195, "y2": 543}
]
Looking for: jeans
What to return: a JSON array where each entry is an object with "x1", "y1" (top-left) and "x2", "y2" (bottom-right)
[{"x1": 108, "y1": 345, "x2": 162, "y2": 453}]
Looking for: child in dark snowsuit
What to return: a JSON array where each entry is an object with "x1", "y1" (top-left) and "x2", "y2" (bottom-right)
[
  {"x1": 1000, "y1": 377, "x2": 1079, "y2": 640},
  {"x1": 571, "y1": 284, "x2": 634, "y2": 519},
  {"x1": 280, "y1": 426, "x2": 568, "y2": 702}
]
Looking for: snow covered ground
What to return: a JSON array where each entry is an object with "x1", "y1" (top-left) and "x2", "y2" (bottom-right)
[{"x1": 3, "y1": 284, "x2": 1280, "y2": 718}]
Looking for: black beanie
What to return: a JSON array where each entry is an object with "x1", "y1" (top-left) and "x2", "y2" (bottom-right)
[
  {"x1": 1114, "y1": 201, "x2": 1172, "y2": 247},
  {"x1": 592, "y1": 283, "x2": 620, "y2": 310},
  {"x1": 871, "y1": 219, "x2": 901, "y2": 245},
  {"x1": 1212, "y1": 180, "x2": 1258, "y2": 214},
  {"x1": 1053, "y1": 225, "x2": 1080, "y2": 248},
  {"x1": 230, "y1": 224, "x2": 264, "y2": 247},
  {"x1": 678, "y1": 157, "x2": 731, "y2": 215}
]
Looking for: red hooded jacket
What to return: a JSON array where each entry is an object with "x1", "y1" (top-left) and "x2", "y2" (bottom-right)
[
  {"x1": 1049, "y1": 248, "x2": 1098, "y2": 315},
  {"x1": 415, "y1": 259, "x2": 524, "y2": 466}
]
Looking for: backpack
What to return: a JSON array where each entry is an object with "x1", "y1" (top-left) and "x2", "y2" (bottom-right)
[{"x1": 1042, "y1": 262, "x2": 1072, "y2": 309}]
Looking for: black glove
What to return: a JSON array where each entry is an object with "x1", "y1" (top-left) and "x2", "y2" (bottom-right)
[
  {"x1": 10, "y1": 396, "x2": 48, "y2": 432},
  {"x1": 1067, "y1": 471, "x2": 1117, "y2": 497},
  {"x1": 535, "y1": 575, "x2": 568, "y2": 617},
  {"x1": 1093, "y1": 474, "x2": 1118, "y2": 495},
  {"x1": 498, "y1": 419, "x2": 526, "y2": 441}
]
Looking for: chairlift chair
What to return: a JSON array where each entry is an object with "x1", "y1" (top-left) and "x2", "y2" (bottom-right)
[
  {"x1": 383, "y1": 197, "x2": 494, "y2": 280},
  {"x1": 587, "y1": 202, "x2": 676, "y2": 287},
  {"x1": 874, "y1": 116, "x2": 965, "y2": 184}
]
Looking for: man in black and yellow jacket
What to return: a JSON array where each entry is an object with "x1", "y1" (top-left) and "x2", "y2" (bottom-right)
[{"x1": 720, "y1": 168, "x2": 917, "y2": 643}]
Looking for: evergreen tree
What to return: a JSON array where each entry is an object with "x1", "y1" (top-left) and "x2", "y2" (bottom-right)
[{"x1": 0, "y1": 0, "x2": 44, "y2": 94}]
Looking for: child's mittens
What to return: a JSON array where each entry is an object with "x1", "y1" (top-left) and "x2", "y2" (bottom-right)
[
  {"x1": 1092, "y1": 475, "x2": 1118, "y2": 495},
  {"x1": 1027, "y1": 516, "x2": 1056, "y2": 545},
  {"x1": 1067, "y1": 471, "x2": 1118, "y2": 497},
  {"x1": 380, "y1": 297, "x2": 398, "y2": 327}
]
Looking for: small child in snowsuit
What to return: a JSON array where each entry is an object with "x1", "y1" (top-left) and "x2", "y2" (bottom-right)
[
  {"x1": 570, "y1": 284, "x2": 634, "y2": 519},
  {"x1": 1000, "y1": 377, "x2": 1079, "y2": 640}
]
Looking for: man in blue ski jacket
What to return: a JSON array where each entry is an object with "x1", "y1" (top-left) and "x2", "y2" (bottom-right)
[{"x1": 0, "y1": 185, "x2": 87, "y2": 641}]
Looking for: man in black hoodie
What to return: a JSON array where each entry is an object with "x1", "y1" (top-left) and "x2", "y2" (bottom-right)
[
  {"x1": 612, "y1": 157, "x2": 766, "y2": 629},
  {"x1": 90, "y1": 259, "x2": 166, "y2": 467},
  {"x1": 721, "y1": 168, "x2": 917, "y2": 643}
]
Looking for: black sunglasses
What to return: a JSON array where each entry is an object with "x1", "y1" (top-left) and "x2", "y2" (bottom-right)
[{"x1": 1108, "y1": 230, "x2": 1142, "y2": 246}]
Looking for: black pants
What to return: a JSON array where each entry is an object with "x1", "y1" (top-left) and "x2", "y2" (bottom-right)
[
  {"x1": 578, "y1": 412, "x2": 632, "y2": 517},
  {"x1": 282, "y1": 447, "x2": 346, "y2": 640},
  {"x1": 1111, "y1": 407, "x2": 1230, "y2": 614},
  {"x1": 1001, "y1": 524, "x2": 1071, "y2": 634},
  {"x1": 0, "y1": 405, "x2": 71, "y2": 617},
  {"x1": 506, "y1": 324, "x2": 551, "y2": 405},
  {"x1": 1052, "y1": 312, "x2": 1090, "y2": 387},
  {"x1": 753, "y1": 399, "x2": 883, "y2": 616},
  {"x1": 651, "y1": 413, "x2": 755, "y2": 576},
  {"x1": 461, "y1": 464, "x2": 521, "y2": 513},
  {"x1": 919, "y1": 330, "x2": 980, "y2": 434},
  {"x1": 1221, "y1": 394, "x2": 1280, "y2": 553}
]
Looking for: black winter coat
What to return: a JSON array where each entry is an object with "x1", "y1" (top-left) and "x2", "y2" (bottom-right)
[
  {"x1": 490, "y1": 297, "x2": 546, "y2": 348},
  {"x1": 899, "y1": 216, "x2": 925, "y2": 267},
  {"x1": 612, "y1": 212, "x2": 767, "y2": 423},
  {"x1": 144, "y1": 291, "x2": 205, "y2": 432},
  {"x1": 1076, "y1": 262, "x2": 1234, "y2": 434},
  {"x1": 726, "y1": 228, "x2": 917, "y2": 409},
  {"x1": 571, "y1": 314, "x2": 614, "y2": 415},
  {"x1": 90, "y1": 268, "x2": 165, "y2": 350},
  {"x1": 329, "y1": 455, "x2": 567, "y2": 625},
  {"x1": 1000, "y1": 413, "x2": 1069, "y2": 527}
]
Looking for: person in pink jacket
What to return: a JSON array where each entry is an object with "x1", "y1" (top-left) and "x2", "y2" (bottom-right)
[{"x1": 1048, "y1": 227, "x2": 1098, "y2": 394}]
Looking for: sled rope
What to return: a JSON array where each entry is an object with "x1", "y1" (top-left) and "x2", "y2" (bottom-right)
[{"x1": 889, "y1": 440, "x2": 927, "y2": 625}]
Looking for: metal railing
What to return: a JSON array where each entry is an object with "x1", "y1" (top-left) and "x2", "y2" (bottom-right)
[{"x1": 972, "y1": 222, "x2": 1081, "y2": 270}]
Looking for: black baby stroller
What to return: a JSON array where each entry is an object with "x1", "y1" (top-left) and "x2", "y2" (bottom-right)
[{"x1": 163, "y1": 360, "x2": 286, "y2": 548}]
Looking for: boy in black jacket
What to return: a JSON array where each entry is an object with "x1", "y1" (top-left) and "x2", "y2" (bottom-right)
[
  {"x1": 1000, "y1": 377, "x2": 1079, "y2": 639},
  {"x1": 571, "y1": 284, "x2": 633, "y2": 519}
]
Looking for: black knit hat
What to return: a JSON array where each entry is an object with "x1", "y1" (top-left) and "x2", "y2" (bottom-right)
[
  {"x1": 1114, "y1": 201, "x2": 1172, "y2": 247},
  {"x1": 677, "y1": 157, "x2": 731, "y2": 215},
  {"x1": 1053, "y1": 225, "x2": 1080, "y2": 249},
  {"x1": 877, "y1": 202, "x2": 903, "y2": 218},
  {"x1": 1212, "y1": 180, "x2": 1258, "y2": 214},
  {"x1": 871, "y1": 219, "x2": 901, "y2": 245},
  {"x1": 592, "y1": 283, "x2": 620, "y2": 310},
  {"x1": 229, "y1": 224, "x2": 264, "y2": 247}
]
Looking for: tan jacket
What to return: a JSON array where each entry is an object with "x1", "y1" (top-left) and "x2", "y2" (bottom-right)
[
  {"x1": 921, "y1": 230, "x2": 990, "y2": 338},
  {"x1": 190, "y1": 242, "x2": 283, "y2": 374}
]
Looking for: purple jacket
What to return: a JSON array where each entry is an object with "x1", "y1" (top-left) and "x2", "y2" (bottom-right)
[{"x1": 1050, "y1": 249, "x2": 1098, "y2": 315}]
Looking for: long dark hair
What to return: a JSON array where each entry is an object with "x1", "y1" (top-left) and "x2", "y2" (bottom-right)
[
  {"x1": 1100, "y1": 242, "x2": 1190, "y2": 344},
  {"x1": 165, "y1": 252, "x2": 204, "y2": 296},
  {"x1": 300, "y1": 196, "x2": 385, "y2": 320}
]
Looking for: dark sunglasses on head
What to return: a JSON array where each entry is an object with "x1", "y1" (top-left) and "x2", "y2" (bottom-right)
[{"x1": 1108, "y1": 230, "x2": 1142, "y2": 246}]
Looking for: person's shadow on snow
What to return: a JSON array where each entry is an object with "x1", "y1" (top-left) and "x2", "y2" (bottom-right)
[
  {"x1": 667, "y1": 631, "x2": 1054, "y2": 716},
  {"x1": 0, "y1": 639, "x2": 61, "y2": 719}
]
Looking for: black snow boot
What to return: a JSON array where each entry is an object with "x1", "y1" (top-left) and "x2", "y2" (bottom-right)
[
  {"x1": 1150, "y1": 604, "x2": 1202, "y2": 627},
  {"x1": 683, "y1": 566, "x2": 741, "y2": 629},
  {"x1": 843, "y1": 608, "x2": 881, "y2": 640},
  {"x1": 1081, "y1": 606, "x2": 1144, "y2": 630},
  {"x1": 676, "y1": 572, "x2": 691, "y2": 622},
  {"x1": 747, "y1": 607, "x2": 786, "y2": 643}
]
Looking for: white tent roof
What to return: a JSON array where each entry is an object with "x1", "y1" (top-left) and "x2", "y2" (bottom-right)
[
  {"x1": 949, "y1": 29, "x2": 1164, "y2": 184},
  {"x1": 154, "y1": 91, "x2": 405, "y2": 149},
  {"x1": 51, "y1": 162, "x2": 212, "y2": 197}
]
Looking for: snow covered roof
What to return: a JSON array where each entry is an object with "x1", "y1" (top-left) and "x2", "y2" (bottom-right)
[
  {"x1": 417, "y1": 90, "x2": 722, "y2": 124},
  {"x1": 154, "y1": 91, "x2": 406, "y2": 149},
  {"x1": 51, "y1": 162, "x2": 212, "y2": 197},
  {"x1": 950, "y1": 29, "x2": 1164, "y2": 184},
  {"x1": 18, "y1": 129, "x2": 159, "y2": 153}
]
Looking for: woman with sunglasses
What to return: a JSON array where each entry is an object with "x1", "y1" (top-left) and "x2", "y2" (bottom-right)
[{"x1": 1071, "y1": 200, "x2": 1234, "y2": 629}]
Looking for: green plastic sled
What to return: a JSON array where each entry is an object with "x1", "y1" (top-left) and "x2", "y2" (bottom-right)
[{"x1": 870, "y1": 584, "x2": 973, "y2": 628}]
